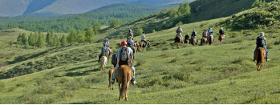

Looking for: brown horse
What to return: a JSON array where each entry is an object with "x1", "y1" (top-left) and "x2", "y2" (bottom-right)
[
  {"x1": 115, "y1": 65, "x2": 132, "y2": 101},
  {"x1": 108, "y1": 67, "x2": 115, "y2": 90},
  {"x1": 254, "y1": 48, "x2": 266, "y2": 71}
]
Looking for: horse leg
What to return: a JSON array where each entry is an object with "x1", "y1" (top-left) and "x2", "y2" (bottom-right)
[
  {"x1": 119, "y1": 83, "x2": 122, "y2": 100},
  {"x1": 125, "y1": 83, "x2": 129, "y2": 101},
  {"x1": 257, "y1": 64, "x2": 261, "y2": 71}
]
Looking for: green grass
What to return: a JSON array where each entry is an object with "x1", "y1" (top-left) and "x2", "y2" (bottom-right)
[{"x1": 0, "y1": 16, "x2": 280, "y2": 104}]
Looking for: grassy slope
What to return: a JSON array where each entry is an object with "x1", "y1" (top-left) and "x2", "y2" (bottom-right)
[{"x1": 0, "y1": 17, "x2": 280, "y2": 103}]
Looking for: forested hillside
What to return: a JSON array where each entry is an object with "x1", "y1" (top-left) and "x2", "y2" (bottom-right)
[{"x1": 0, "y1": 3, "x2": 176, "y2": 32}]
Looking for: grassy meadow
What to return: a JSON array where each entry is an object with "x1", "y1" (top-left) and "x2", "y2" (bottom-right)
[{"x1": 0, "y1": 17, "x2": 280, "y2": 104}]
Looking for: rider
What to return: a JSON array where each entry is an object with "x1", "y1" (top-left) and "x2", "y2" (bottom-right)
[
  {"x1": 99, "y1": 38, "x2": 110, "y2": 62},
  {"x1": 128, "y1": 28, "x2": 134, "y2": 38},
  {"x1": 191, "y1": 29, "x2": 197, "y2": 38},
  {"x1": 127, "y1": 36, "x2": 135, "y2": 53},
  {"x1": 207, "y1": 28, "x2": 214, "y2": 36},
  {"x1": 111, "y1": 41, "x2": 136, "y2": 85},
  {"x1": 141, "y1": 32, "x2": 146, "y2": 43},
  {"x1": 103, "y1": 38, "x2": 109, "y2": 47},
  {"x1": 176, "y1": 26, "x2": 183, "y2": 40},
  {"x1": 176, "y1": 26, "x2": 183, "y2": 34},
  {"x1": 254, "y1": 32, "x2": 268, "y2": 61},
  {"x1": 202, "y1": 29, "x2": 208, "y2": 38},
  {"x1": 219, "y1": 27, "x2": 225, "y2": 36}
]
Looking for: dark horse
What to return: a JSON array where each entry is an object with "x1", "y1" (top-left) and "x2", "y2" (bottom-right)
[
  {"x1": 184, "y1": 35, "x2": 190, "y2": 44},
  {"x1": 207, "y1": 35, "x2": 214, "y2": 45}
]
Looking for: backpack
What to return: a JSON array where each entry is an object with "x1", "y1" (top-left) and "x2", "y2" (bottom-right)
[
  {"x1": 127, "y1": 39, "x2": 134, "y2": 47},
  {"x1": 256, "y1": 36, "x2": 264, "y2": 47},
  {"x1": 111, "y1": 53, "x2": 117, "y2": 66},
  {"x1": 101, "y1": 47, "x2": 108, "y2": 56},
  {"x1": 120, "y1": 47, "x2": 129, "y2": 62}
]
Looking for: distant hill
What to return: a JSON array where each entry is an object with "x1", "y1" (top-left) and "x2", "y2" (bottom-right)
[
  {"x1": 0, "y1": 0, "x2": 186, "y2": 17},
  {"x1": 0, "y1": 3, "x2": 178, "y2": 32},
  {"x1": 108, "y1": 0, "x2": 258, "y2": 37}
]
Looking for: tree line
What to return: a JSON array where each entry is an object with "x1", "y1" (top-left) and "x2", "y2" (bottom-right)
[{"x1": 16, "y1": 28, "x2": 96, "y2": 48}]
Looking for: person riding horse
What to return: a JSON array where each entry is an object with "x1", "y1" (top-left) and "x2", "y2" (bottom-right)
[
  {"x1": 254, "y1": 32, "x2": 268, "y2": 62},
  {"x1": 201, "y1": 29, "x2": 208, "y2": 45},
  {"x1": 219, "y1": 27, "x2": 225, "y2": 42},
  {"x1": 141, "y1": 32, "x2": 147, "y2": 46},
  {"x1": 128, "y1": 28, "x2": 134, "y2": 38},
  {"x1": 175, "y1": 26, "x2": 184, "y2": 43},
  {"x1": 111, "y1": 41, "x2": 136, "y2": 85},
  {"x1": 190, "y1": 29, "x2": 197, "y2": 45},
  {"x1": 127, "y1": 36, "x2": 136, "y2": 54},
  {"x1": 207, "y1": 28, "x2": 214, "y2": 45},
  {"x1": 99, "y1": 38, "x2": 111, "y2": 62},
  {"x1": 254, "y1": 32, "x2": 268, "y2": 71}
]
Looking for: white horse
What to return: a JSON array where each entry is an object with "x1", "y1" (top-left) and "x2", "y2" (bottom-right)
[{"x1": 99, "y1": 48, "x2": 112, "y2": 72}]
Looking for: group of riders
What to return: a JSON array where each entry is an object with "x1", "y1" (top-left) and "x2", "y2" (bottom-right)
[
  {"x1": 99, "y1": 28, "x2": 150, "y2": 85},
  {"x1": 98, "y1": 26, "x2": 269, "y2": 87},
  {"x1": 175, "y1": 26, "x2": 225, "y2": 45}
]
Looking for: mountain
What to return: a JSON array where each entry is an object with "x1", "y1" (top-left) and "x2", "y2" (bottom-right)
[
  {"x1": 23, "y1": 0, "x2": 56, "y2": 15},
  {"x1": 0, "y1": 0, "x2": 187, "y2": 17},
  {"x1": 0, "y1": 0, "x2": 30, "y2": 17}
]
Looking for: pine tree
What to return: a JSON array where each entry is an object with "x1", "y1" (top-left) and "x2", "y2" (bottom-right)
[
  {"x1": 177, "y1": 2, "x2": 191, "y2": 16},
  {"x1": 85, "y1": 28, "x2": 94, "y2": 43},
  {"x1": 60, "y1": 35, "x2": 68, "y2": 47},
  {"x1": 36, "y1": 32, "x2": 46, "y2": 48},
  {"x1": 28, "y1": 33, "x2": 37, "y2": 47},
  {"x1": 67, "y1": 30, "x2": 77, "y2": 44},
  {"x1": 53, "y1": 34, "x2": 60, "y2": 47},
  {"x1": 110, "y1": 19, "x2": 122, "y2": 28},
  {"x1": 92, "y1": 22, "x2": 101, "y2": 35},
  {"x1": 77, "y1": 31, "x2": 85, "y2": 43},
  {"x1": 22, "y1": 33, "x2": 29, "y2": 48},
  {"x1": 17, "y1": 33, "x2": 23, "y2": 45},
  {"x1": 134, "y1": 27, "x2": 144, "y2": 36},
  {"x1": 46, "y1": 32, "x2": 54, "y2": 47}
]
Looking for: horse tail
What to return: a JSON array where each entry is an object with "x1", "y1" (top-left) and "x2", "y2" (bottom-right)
[{"x1": 120, "y1": 65, "x2": 130, "y2": 98}]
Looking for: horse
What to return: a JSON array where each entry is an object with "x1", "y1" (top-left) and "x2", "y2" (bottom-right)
[
  {"x1": 174, "y1": 34, "x2": 184, "y2": 47},
  {"x1": 136, "y1": 40, "x2": 150, "y2": 52},
  {"x1": 218, "y1": 34, "x2": 225, "y2": 43},
  {"x1": 190, "y1": 36, "x2": 198, "y2": 46},
  {"x1": 116, "y1": 65, "x2": 132, "y2": 101},
  {"x1": 200, "y1": 37, "x2": 207, "y2": 46},
  {"x1": 200, "y1": 31, "x2": 208, "y2": 46},
  {"x1": 207, "y1": 35, "x2": 214, "y2": 45},
  {"x1": 134, "y1": 41, "x2": 141, "y2": 52},
  {"x1": 254, "y1": 48, "x2": 266, "y2": 71},
  {"x1": 108, "y1": 67, "x2": 115, "y2": 90},
  {"x1": 99, "y1": 48, "x2": 112, "y2": 72},
  {"x1": 184, "y1": 35, "x2": 190, "y2": 44}
]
